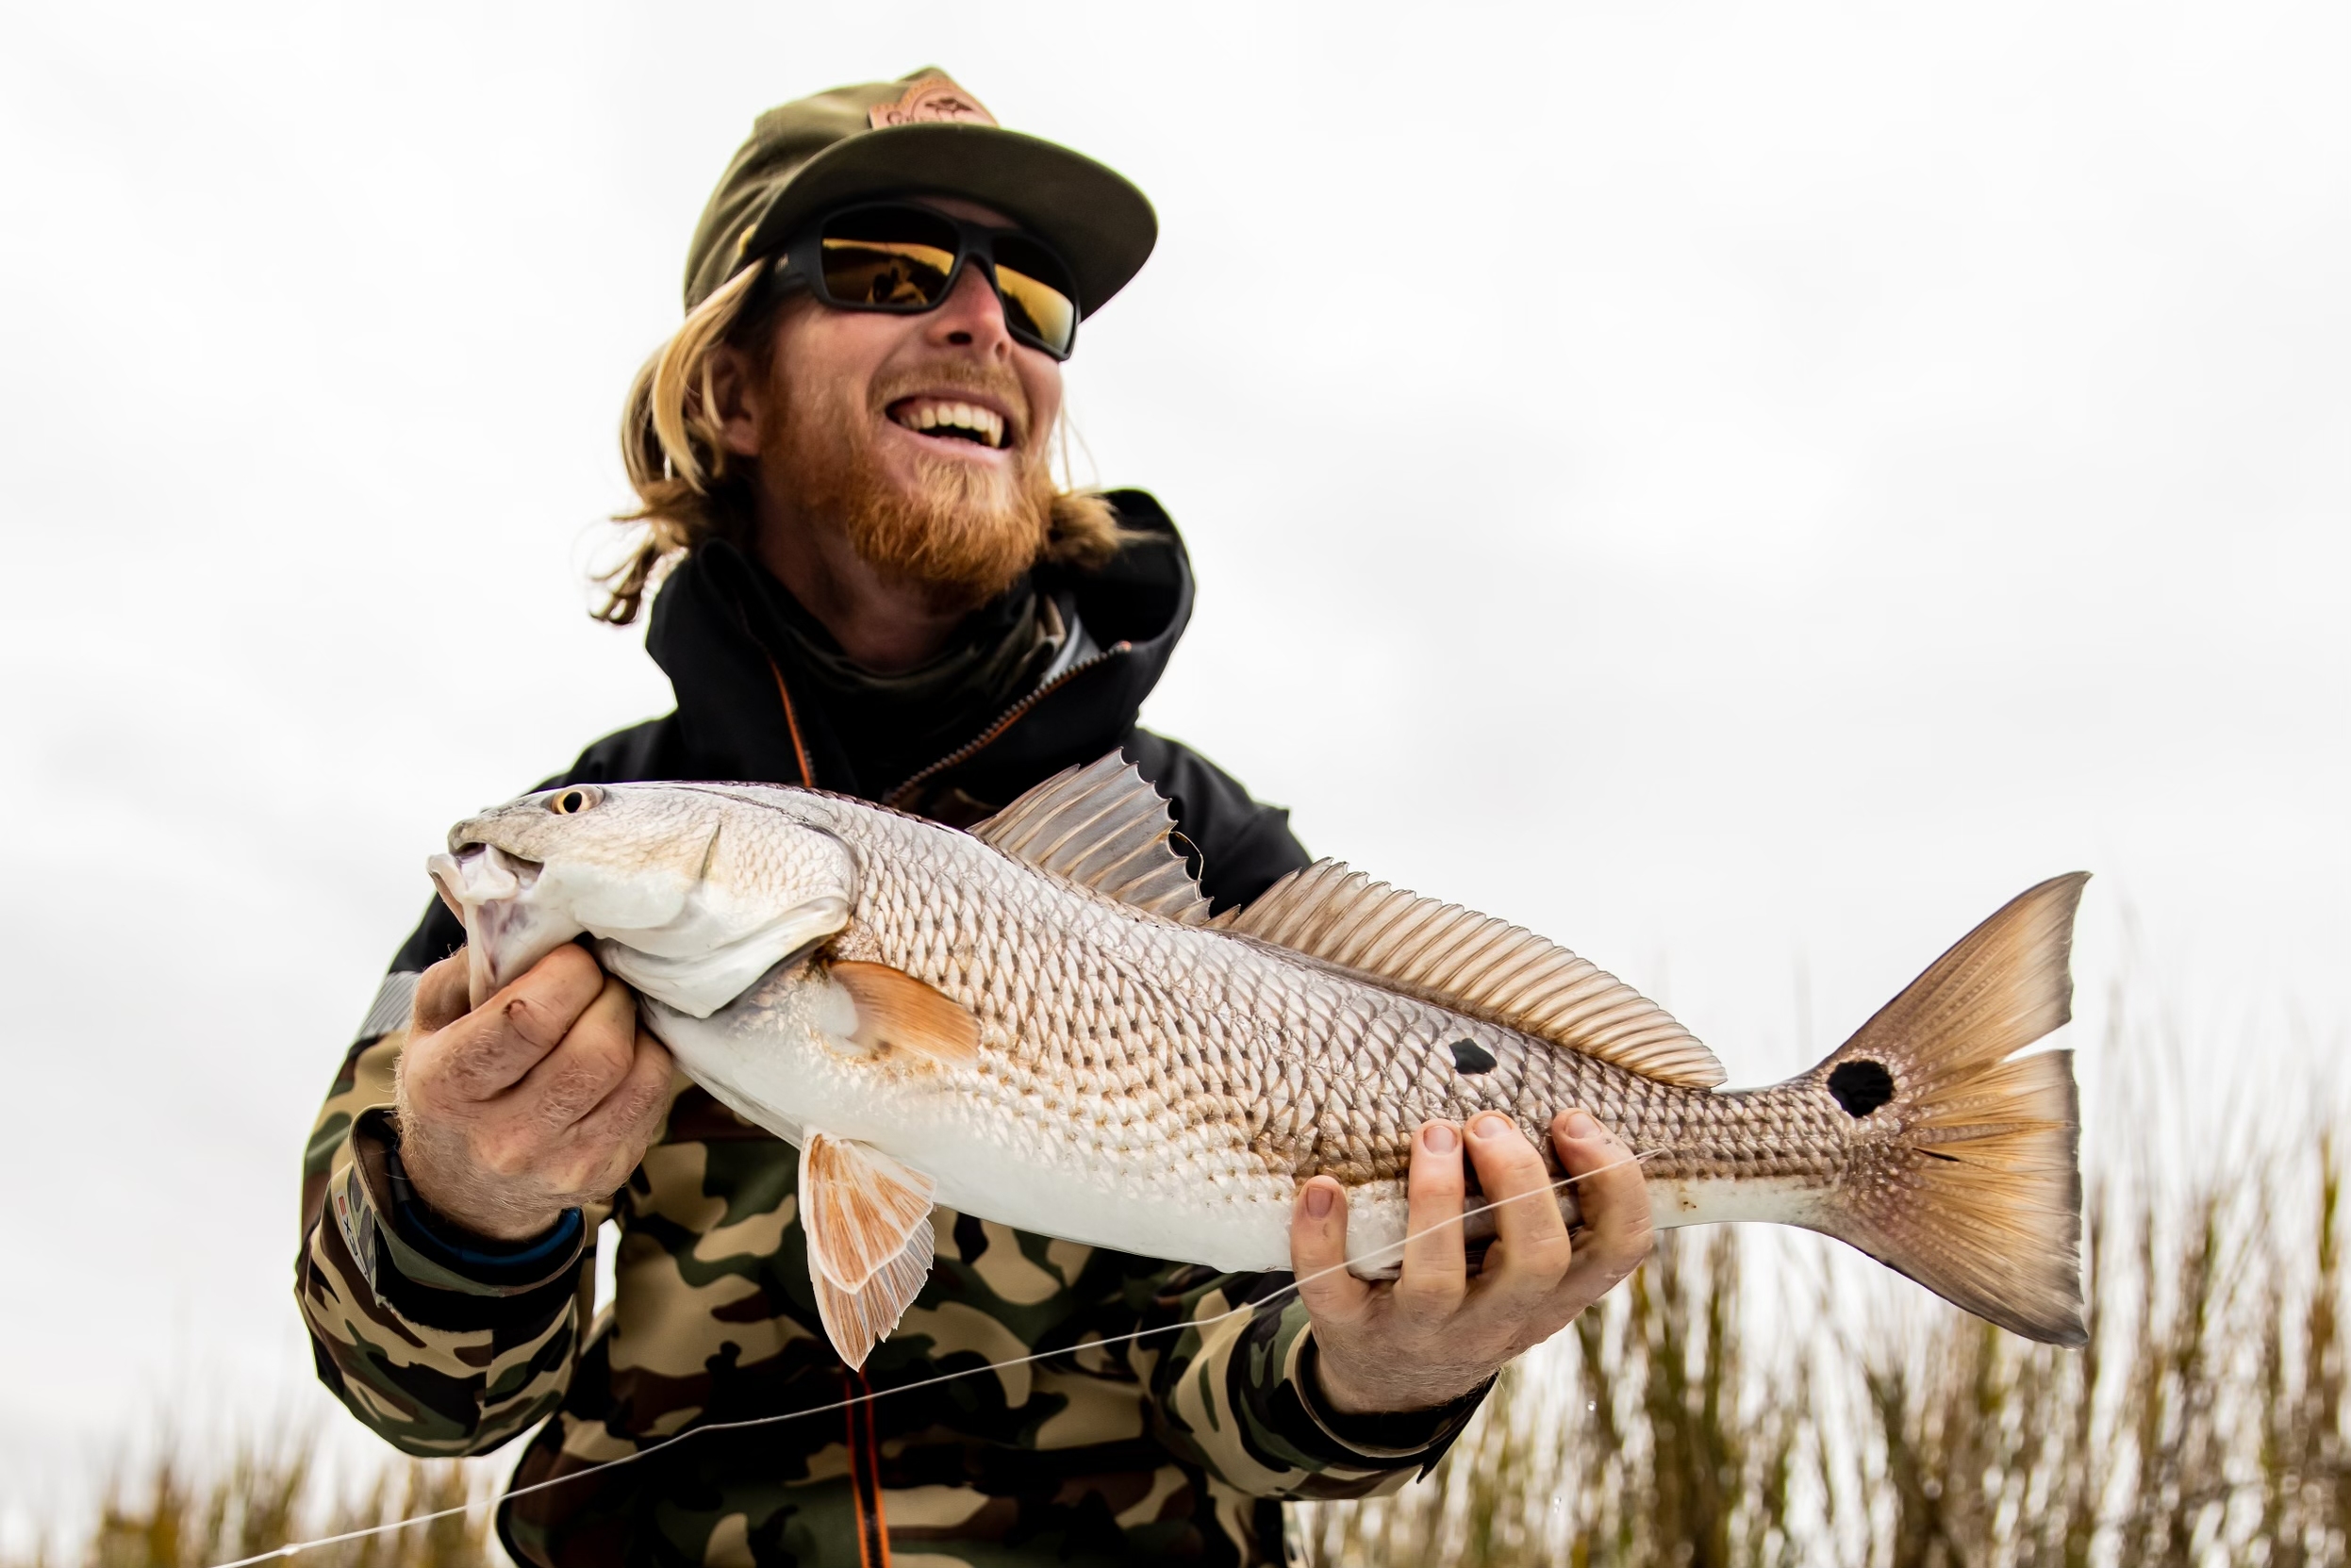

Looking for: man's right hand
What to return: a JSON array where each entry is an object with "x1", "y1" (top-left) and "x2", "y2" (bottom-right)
[{"x1": 393, "y1": 944, "x2": 675, "y2": 1242}]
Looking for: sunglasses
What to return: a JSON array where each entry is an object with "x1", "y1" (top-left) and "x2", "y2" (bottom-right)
[{"x1": 779, "y1": 203, "x2": 1082, "y2": 361}]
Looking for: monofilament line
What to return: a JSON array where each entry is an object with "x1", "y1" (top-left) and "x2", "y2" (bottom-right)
[{"x1": 209, "y1": 1148, "x2": 1662, "y2": 1568}]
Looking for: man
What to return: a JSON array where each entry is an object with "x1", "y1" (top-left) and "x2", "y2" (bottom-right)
[{"x1": 298, "y1": 70, "x2": 1652, "y2": 1567}]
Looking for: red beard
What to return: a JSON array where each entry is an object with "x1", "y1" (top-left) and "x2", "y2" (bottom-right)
[{"x1": 765, "y1": 360, "x2": 1055, "y2": 612}]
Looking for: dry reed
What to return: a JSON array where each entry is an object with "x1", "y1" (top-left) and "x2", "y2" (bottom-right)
[
  {"x1": 15, "y1": 1132, "x2": 2342, "y2": 1568},
  {"x1": 1303, "y1": 1133, "x2": 2348, "y2": 1567},
  {"x1": 13, "y1": 1444, "x2": 499, "y2": 1568}
]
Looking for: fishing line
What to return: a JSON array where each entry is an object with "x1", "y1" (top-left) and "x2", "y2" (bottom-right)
[{"x1": 207, "y1": 1147, "x2": 1663, "y2": 1568}]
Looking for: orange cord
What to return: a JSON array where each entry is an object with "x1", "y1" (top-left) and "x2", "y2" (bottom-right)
[
  {"x1": 766, "y1": 654, "x2": 817, "y2": 788},
  {"x1": 841, "y1": 1365, "x2": 892, "y2": 1566}
]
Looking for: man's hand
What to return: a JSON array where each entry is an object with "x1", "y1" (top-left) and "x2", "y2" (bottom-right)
[
  {"x1": 1291, "y1": 1110, "x2": 1652, "y2": 1414},
  {"x1": 394, "y1": 944, "x2": 674, "y2": 1241}
]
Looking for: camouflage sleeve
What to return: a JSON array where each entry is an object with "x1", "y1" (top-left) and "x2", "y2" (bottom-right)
[
  {"x1": 1124, "y1": 1263, "x2": 1490, "y2": 1500},
  {"x1": 295, "y1": 967, "x2": 595, "y2": 1457}
]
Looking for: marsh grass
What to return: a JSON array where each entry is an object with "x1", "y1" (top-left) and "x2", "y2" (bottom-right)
[
  {"x1": 1305, "y1": 1134, "x2": 2349, "y2": 1566},
  {"x1": 17, "y1": 1136, "x2": 2343, "y2": 1567},
  {"x1": 25, "y1": 1444, "x2": 498, "y2": 1568}
]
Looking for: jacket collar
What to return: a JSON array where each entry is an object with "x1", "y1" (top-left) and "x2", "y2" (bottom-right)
[{"x1": 642, "y1": 489, "x2": 1193, "y2": 817}]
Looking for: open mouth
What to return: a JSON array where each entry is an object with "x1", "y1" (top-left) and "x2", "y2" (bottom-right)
[
  {"x1": 886, "y1": 396, "x2": 1007, "y2": 451},
  {"x1": 428, "y1": 843, "x2": 574, "y2": 1006},
  {"x1": 432, "y1": 842, "x2": 542, "y2": 908}
]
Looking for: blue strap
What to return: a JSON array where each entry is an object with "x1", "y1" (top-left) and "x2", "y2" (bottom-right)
[{"x1": 383, "y1": 1140, "x2": 586, "y2": 1284}]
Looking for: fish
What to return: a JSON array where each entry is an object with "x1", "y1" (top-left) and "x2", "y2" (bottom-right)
[{"x1": 427, "y1": 756, "x2": 2089, "y2": 1370}]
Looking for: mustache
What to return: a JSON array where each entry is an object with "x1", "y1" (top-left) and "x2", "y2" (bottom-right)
[{"x1": 869, "y1": 362, "x2": 1034, "y2": 445}]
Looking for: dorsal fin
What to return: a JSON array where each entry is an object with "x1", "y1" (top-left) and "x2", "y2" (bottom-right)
[
  {"x1": 971, "y1": 755, "x2": 1211, "y2": 925},
  {"x1": 1210, "y1": 860, "x2": 1726, "y2": 1088}
]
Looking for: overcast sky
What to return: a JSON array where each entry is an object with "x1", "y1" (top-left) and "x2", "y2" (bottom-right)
[{"x1": 2, "y1": 0, "x2": 2343, "y2": 1543}]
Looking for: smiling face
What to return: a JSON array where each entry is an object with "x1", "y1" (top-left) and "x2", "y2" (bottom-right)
[{"x1": 751, "y1": 196, "x2": 1068, "y2": 613}]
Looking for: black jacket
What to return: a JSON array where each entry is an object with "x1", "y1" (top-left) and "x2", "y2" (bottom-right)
[
  {"x1": 394, "y1": 491, "x2": 1310, "y2": 971},
  {"x1": 299, "y1": 496, "x2": 1484, "y2": 1568}
]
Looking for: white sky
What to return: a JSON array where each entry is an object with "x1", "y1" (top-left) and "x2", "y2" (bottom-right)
[{"x1": 2, "y1": 0, "x2": 2344, "y2": 1543}]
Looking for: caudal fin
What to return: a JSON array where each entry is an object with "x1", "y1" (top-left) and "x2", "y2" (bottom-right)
[{"x1": 1809, "y1": 873, "x2": 2090, "y2": 1346}]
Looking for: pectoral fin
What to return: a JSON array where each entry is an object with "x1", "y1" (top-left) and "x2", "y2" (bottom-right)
[
  {"x1": 828, "y1": 961, "x2": 982, "y2": 1065},
  {"x1": 800, "y1": 1130, "x2": 937, "y2": 1370}
]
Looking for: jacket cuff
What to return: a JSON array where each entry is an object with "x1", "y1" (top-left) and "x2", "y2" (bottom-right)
[
  {"x1": 333, "y1": 1109, "x2": 586, "y2": 1303},
  {"x1": 1286, "y1": 1327, "x2": 1491, "y2": 1472}
]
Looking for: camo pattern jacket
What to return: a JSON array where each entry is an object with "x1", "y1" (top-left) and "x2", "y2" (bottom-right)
[
  {"x1": 297, "y1": 520, "x2": 1487, "y2": 1564},
  {"x1": 296, "y1": 745, "x2": 1489, "y2": 1567},
  {"x1": 299, "y1": 1010, "x2": 1485, "y2": 1566}
]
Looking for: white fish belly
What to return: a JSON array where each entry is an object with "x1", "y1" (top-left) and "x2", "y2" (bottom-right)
[
  {"x1": 657, "y1": 1003, "x2": 1843, "y2": 1278},
  {"x1": 1647, "y1": 1175, "x2": 1829, "y2": 1230},
  {"x1": 649, "y1": 996, "x2": 1307, "y2": 1273}
]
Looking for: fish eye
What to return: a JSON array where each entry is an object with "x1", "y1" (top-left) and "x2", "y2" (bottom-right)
[{"x1": 547, "y1": 785, "x2": 604, "y2": 816}]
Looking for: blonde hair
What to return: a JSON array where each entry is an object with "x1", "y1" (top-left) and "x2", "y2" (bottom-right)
[{"x1": 597, "y1": 259, "x2": 1129, "y2": 626}]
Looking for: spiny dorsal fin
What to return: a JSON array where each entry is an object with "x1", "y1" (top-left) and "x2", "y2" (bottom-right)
[
  {"x1": 1210, "y1": 860, "x2": 1726, "y2": 1088},
  {"x1": 971, "y1": 754, "x2": 1210, "y2": 925}
]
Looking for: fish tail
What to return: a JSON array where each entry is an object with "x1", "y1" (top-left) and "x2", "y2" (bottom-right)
[{"x1": 1802, "y1": 873, "x2": 2090, "y2": 1346}]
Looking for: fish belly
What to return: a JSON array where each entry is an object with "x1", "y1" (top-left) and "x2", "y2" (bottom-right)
[
  {"x1": 645, "y1": 987, "x2": 1306, "y2": 1274},
  {"x1": 1646, "y1": 1174, "x2": 1834, "y2": 1231}
]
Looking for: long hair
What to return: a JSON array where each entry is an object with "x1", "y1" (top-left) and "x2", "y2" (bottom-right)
[{"x1": 596, "y1": 260, "x2": 1129, "y2": 626}]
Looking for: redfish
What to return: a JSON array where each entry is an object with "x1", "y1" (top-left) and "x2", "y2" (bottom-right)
[{"x1": 429, "y1": 757, "x2": 2088, "y2": 1369}]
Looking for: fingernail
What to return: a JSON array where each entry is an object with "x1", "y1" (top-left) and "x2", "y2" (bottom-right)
[
  {"x1": 1564, "y1": 1111, "x2": 1598, "y2": 1139},
  {"x1": 1425, "y1": 1123, "x2": 1459, "y2": 1153},
  {"x1": 1304, "y1": 1183, "x2": 1333, "y2": 1218},
  {"x1": 1470, "y1": 1112, "x2": 1514, "y2": 1141}
]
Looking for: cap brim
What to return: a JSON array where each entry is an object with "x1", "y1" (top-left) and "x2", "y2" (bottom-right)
[{"x1": 739, "y1": 123, "x2": 1157, "y2": 318}]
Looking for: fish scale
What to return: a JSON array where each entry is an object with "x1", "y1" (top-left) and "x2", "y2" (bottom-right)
[
  {"x1": 433, "y1": 767, "x2": 2093, "y2": 1362},
  {"x1": 744, "y1": 799, "x2": 1840, "y2": 1253}
]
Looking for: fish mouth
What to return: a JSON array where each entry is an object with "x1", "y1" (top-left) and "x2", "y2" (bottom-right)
[
  {"x1": 425, "y1": 833, "x2": 853, "y2": 1019},
  {"x1": 431, "y1": 841, "x2": 542, "y2": 905},
  {"x1": 428, "y1": 843, "x2": 584, "y2": 1007}
]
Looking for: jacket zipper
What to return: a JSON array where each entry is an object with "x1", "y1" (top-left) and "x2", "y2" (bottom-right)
[{"x1": 880, "y1": 641, "x2": 1132, "y2": 810}]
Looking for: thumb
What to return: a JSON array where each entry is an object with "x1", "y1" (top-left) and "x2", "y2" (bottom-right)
[
  {"x1": 412, "y1": 951, "x2": 472, "y2": 1036},
  {"x1": 1290, "y1": 1178, "x2": 1372, "y2": 1326}
]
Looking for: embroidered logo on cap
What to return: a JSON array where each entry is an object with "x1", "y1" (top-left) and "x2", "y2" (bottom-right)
[{"x1": 869, "y1": 75, "x2": 998, "y2": 129}]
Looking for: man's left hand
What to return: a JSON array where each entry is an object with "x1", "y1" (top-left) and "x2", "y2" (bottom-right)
[{"x1": 1291, "y1": 1110, "x2": 1653, "y2": 1415}]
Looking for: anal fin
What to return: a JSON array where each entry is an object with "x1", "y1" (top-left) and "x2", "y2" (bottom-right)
[{"x1": 801, "y1": 1131, "x2": 937, "y2": 1370}]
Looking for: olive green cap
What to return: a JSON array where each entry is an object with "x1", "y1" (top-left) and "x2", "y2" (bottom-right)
[{"x1": 681, "y1": 69, "x2": 1157, "y2": 319}]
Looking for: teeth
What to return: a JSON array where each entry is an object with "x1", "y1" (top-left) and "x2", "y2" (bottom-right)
[{"x1": 892, "y1": 400, "x2": 1004, "y2": 448}]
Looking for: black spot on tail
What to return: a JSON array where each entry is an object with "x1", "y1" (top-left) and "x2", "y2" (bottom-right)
[
  {"x1": 1449, "y1": 1039, "x2": 1498, "y2": 1075},
  {"x1": 1829, "y1": 1059, "x2": 1896, "y2": 1117}
]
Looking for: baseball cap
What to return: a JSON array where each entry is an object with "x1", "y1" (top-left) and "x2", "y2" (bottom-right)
[{"x1": 681, "y1": 69, "x2": 1157, "y2": 320}]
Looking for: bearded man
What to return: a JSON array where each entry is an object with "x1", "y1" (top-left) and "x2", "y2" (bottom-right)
[{"x1": 298, "y1": 70, "x2": 1652, "y2": 1568}]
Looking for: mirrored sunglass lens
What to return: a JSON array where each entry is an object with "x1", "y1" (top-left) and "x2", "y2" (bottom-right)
[
  {"x1": 819, "y1": 236, "x2": 957, "y2": 307},
  {"x1": 991, "y1": 258, "x2": 1077, "y2": 355}
]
